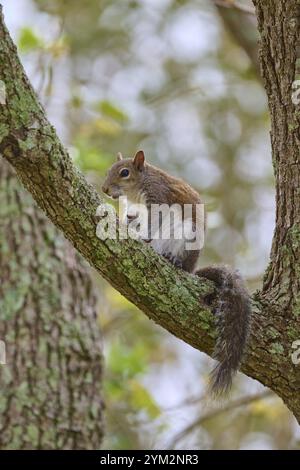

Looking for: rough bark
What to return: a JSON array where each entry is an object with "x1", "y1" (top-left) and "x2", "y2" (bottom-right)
[
  {"x1": 252, "y1": 0, "x2": 300, "y2": 414},
  {"x1": 0, "y1": 3, "x2": 299, "y2": 422},
  {"x1": 0, "y1": 160, "x2": 104, "y2": 449}
]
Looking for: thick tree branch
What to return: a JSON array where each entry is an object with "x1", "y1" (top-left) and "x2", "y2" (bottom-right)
[{"x1": 0, "y1": 5, "x2": 299, "y2": 421}]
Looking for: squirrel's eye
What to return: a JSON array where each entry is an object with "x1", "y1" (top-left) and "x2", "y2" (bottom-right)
[{"x1": 120, "y1": 169, "x2": 130, "y2": 178}]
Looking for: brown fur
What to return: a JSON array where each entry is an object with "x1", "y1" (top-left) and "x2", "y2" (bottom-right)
[
  {"x1": 102, "y1": 151, "x2": 201, "y2": 207},
  {"x1": 102, "y1": 151, "x2": 251, "y2": 397}
]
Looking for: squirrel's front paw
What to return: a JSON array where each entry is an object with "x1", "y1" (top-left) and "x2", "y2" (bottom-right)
[{"x1": 163, "y1": 252, "x2": 183, "y2": 269}]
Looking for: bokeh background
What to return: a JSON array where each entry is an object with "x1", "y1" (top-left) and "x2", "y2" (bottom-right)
[{"x1": 2, "y1": 0, "x2": 299, "y2": 449}]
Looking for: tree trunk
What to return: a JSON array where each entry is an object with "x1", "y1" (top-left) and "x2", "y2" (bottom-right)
[
  {"x1": 0, "y1": 3, "x2": 300, "y2": 423},
  {"x1": 0, "y1": 159, "x2": 104, "y2": 449},
  {"x1": 252, "y1": 0, "x2": 300, "y2": 418}
]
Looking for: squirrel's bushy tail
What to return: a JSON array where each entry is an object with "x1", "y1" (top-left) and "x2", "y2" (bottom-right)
[{"x1": 196, "y1": 265, "x2": 251, "y2": 397}]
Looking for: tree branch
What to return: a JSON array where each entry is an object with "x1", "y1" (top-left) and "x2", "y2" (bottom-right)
[
  {"x1": 213, "y1": 0, "x2": 255, "y2": 16},
  {"x1": 215, "y1": 4, "x2": 261, "y2": 80},
  {"x1": 0, "y1": 4, "x2": 299, "y2": 422},
  {"x1": 169, "y1": 390, "x2": 273, "y2": 448}
]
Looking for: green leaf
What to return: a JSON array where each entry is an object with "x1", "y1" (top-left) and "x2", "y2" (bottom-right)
[
  {"x1": 18, "y1": 27, "x2": 44, "y2": 53},
  {"x1": 129, "y1": 380, "x2": 161, "y2": 419},
  {"x1": 96, "y1": 100, "x2": 129, "y2": 123},
  {"x1": 107, "y1": 342, "x2": 147, "y2": 378},
  {"x1": 71, "y1": 138, "x2": 114, "y2": 174}
]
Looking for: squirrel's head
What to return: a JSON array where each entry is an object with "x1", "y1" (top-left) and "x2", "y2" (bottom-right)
[{"x1": 102, "y1": 150, "x2": 145, "y2": 200}]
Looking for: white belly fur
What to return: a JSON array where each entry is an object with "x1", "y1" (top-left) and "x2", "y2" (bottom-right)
[
  {"x1": 150, "y1": 217, "x2": 194, "y2": 258},
  {"x1": 122, "y1": 200, "x2": 199, "y2": 259}
]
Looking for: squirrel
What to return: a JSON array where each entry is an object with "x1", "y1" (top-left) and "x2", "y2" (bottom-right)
[{"x1": 102, "y1": 150, "x2": 251, "y2": 396}]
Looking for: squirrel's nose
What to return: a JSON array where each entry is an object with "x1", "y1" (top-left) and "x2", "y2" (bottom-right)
[{"x1": 102, "y1": 184, "x2": 108, "y2": 194}]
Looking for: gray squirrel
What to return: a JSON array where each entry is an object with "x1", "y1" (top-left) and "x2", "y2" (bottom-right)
[{"x1": 102, "y1": 150, "x2": 251, "y2": 396}]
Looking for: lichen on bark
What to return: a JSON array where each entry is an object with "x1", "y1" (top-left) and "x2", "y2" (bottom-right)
[
  {"x1": 0, "y1": 160, "x2": 104, "y2": 449},
  {"x1": 0, "y1": 2, "x2": 300, "y2": 423}
]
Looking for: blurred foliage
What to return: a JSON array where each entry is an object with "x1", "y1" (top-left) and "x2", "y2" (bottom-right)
[
  {"x1": 3, "y1": 0, "x2": 298, "y2": 449},
  {"x1": 18, "y1": 26, "x2": 44, "y2": 52}
]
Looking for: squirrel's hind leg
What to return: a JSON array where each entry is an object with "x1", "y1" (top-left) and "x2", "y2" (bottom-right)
[{"x1": 182, "y1": 250, "x2": 200, "y2": 273}]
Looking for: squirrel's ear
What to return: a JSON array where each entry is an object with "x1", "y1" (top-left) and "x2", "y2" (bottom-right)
[
  {"x1": 133, "y1": 150, "x2": 145, "y2": 171},
  {"x1": 117, "y1": 152, "x2": 123, "y2": 161}
]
